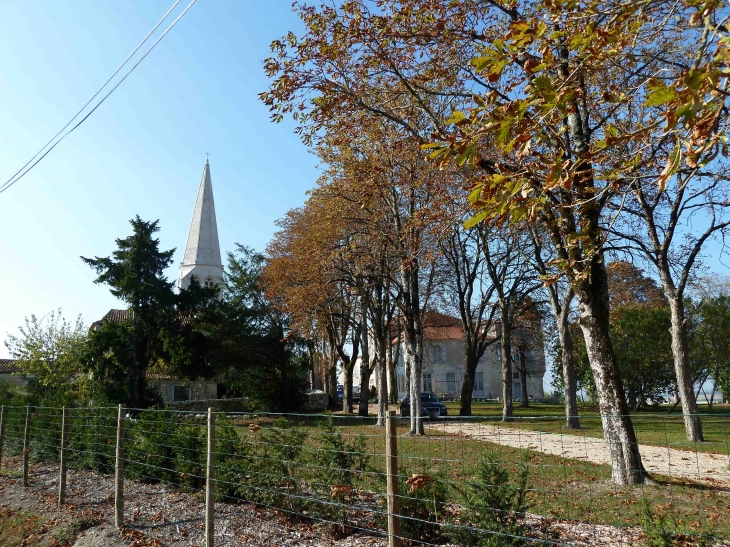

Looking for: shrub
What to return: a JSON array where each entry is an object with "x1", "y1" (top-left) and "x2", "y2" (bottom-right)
[
  {"x1": 67, "y1": 407, "x2": 117, "y2": 473},
  {"x1": 394, "y1": 471, "x2": 448, "y2": 544},
  {"x1": 308, "y1": 416, "x2": 371, "y2": 537},
  {"x1": 447, "y1": 450, "x2": 530, "y2": 547}
]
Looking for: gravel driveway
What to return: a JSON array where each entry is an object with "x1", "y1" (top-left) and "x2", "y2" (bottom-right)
[{"x1": 428, "y1": 422, "x2": 730, "y2": 488}]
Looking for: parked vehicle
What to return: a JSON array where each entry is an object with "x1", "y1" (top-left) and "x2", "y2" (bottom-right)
[
  {"x1": 400, "y1": 392, "x2": 448, "y2": 417},
  {"x1": 337, "y1": 384, "x2": 361, "y2": 403}
]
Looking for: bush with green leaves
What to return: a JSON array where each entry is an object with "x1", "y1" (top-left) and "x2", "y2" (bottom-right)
[
  {"x1": 447, "y1": 451, "x2": 530, "y2": 547},
  {"x1": 216, "y1": 417, "x2": 310, "y2": 517},
  {"x1": 67, "y1": 407, "x2": 117, "y2": 473},
  {"x1": 308, "y1": 416, "x2": 371, "y2": 536},
  {"x1": 126, "y1": 411, "x2": 179, "y2": 484}
]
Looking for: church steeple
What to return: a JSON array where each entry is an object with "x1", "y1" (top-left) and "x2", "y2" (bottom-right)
[{"x1": 179, "y1": 160, "x2": 224, "y2": 291}]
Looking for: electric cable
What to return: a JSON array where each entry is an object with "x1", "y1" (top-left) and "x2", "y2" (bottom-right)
[{"x1": 0, "y1": 0, "x2": 197, "y2": 195}]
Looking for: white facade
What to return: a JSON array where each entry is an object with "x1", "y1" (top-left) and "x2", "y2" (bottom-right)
[
  {"x1": 394, "y1": 316, "x2": 546, "y2": 402},
  {"x1": 179, "y1": 160, "x2": 224, "y2": 291}
]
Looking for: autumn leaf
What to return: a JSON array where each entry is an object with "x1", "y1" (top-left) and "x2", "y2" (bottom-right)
[{"x1": 657, "y1": 143, "x2": 682, "y2": 192}]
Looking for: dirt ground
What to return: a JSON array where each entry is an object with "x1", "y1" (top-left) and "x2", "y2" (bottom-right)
[
  {"x1": 0, "y1": 458, "x2": 391, "y2": 547},
  {"x1": 1, "y1": 455, "x2": 728, "y2": 547}
]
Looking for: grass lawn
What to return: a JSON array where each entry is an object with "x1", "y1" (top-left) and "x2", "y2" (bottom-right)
[
  {"x1": 0, "y1": 509, "x2": 51, "y2": 547},
  {"x1": 441, "y1": 402, "x2": 730, "y2": 454},
  {"x1": 223, "y1": 415, "x2": 730, "y2": 540}
]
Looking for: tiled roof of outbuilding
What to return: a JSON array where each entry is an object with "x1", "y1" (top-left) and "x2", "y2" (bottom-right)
[
  {"x1": 0, "y1": 359, "x2": 22, "y2": 374},
  {"x1": 102, "y1": 309, "x2": 133, "y2": 324}
]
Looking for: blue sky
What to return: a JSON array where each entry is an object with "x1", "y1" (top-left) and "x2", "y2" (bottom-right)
[{"x1": 0, "y1": 0, "x2": 319, "y2": 356}]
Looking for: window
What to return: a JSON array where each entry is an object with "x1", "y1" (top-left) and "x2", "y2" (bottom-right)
[
  {"x1": 474, "y1": 372, "x2": 484, "y2": 392},
  {"x1": 446, "y1": 373, "x2": 456, "y2": 392},
  {"x1": 173, "y1": 385, "x2": 190, "y2": 402},
  {"x1": 397, "y1": 375, "x2": 405, "y2": 393},
  {"x1": 205, "y1": 277, "x2": 214, "y2": 288},
  {"x1": 429, "y1": 345, "x2": 445, "y2": 363},
  {"x1": 422, "y1": 373, "x2": 432, "y2": 393}
]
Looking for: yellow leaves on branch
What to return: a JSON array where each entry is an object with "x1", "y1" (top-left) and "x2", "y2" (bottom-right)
[{"x1": 406, "y1": 473, "x2": 434, "y2": 493}]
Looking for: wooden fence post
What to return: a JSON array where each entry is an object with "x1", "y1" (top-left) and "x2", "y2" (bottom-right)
[
  {"x1": 386, "y1": 410, "x2": 401, "y2": 547},
  {"x1": 58, "y1": 406, "x2": 69, "y2": 505},
  {"x1": 0, "y1": 405, "x2": 6, "y2": 470},
  {"x1": 115, "y1": 404, "x2": 125, "y2": 528},
  {"x1": 22, "y1": 404, "x2": 31, "y2": 487},
  {"x1": 206, "y1": 407, "x2": 216, "y2": 547}
]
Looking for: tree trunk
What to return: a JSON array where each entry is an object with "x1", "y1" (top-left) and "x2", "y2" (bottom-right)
[
  {"x1": 460, "y1": 352, "x2": 479, "y2": 416},
  {"x1": 519, "y1": 347, "x2": 529, "y2": 408},
  {"x1": 500, "y1": 315, "x2": 514, "y2": 422},
  {"x1": 327, "y1": 365, "x2": 338, "y2": 409},
  {"x1": 666, "y1": 295, "x2": 704, "y2": 441},
  {"x1": 406, "y1": 331, "x2": 424, "y2": 435},
  {"x1": 343, "y1": 365, "x2": 354, "y2": 413},
  {"x1": 557, "y1": 305, "x2": 580, "y2": 429},
  {"x1": 574, "y1": 264, "x2": 647, "y2": 485},
  {"x1": 359, "y1": 310, "x2": 371, "y2": 416},
  {"x1": 359, "y1": 362, "x2": 371, "y2": 416},
  {"x1": 400, "y1": 258, "x2": 424, "y2": 435},
  {"x1": 709, "y1": 378, "x2": 717, "y2": 412},
  {"x1": 377, "y1": 342, "x2": 389, "y2": 426},
  {"x1": 388, "y1": 336, "x2": 399, "y2": 404}
]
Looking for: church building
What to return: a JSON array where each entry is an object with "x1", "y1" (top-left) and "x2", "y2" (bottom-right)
[
  {"x1": 178, "y1": 159, "x2": 224, "y2": 291},
  {"x1": 93, "y1": 160, "x2": 224, "y2": 404}
]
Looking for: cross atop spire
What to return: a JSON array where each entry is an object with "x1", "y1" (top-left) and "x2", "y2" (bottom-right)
[{"x1": 182, "y1": 160, "x2": 222, "y2": 268}]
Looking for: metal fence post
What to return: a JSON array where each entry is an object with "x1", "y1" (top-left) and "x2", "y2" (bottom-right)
[
  {"x1": 115, "y1": 404, "x2": 125, "y2": 528},
  {"x1": 0, "y1": 405, "x2": 6, "y2": 470},
  {"x1": 206, "y1": 407, "x2": 215, "y2": 547},
  {"x1": 22, "y1": 404, "x2": 31, "y2": 487},
  {"x1": 58, "y1": 406, "x2": 69, "y2": 505},
  {"x1": 386, "y1": 410, "x2": 401, "y2": 547}
]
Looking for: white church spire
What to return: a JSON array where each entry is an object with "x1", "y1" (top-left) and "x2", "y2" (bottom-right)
[{"x1": 178, "y1": 160, "x2": 224, "y2": 290}]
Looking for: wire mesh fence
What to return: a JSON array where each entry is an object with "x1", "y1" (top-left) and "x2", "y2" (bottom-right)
[{"x1": 0, "y1": 404, "x2": 728, "y2": 546}]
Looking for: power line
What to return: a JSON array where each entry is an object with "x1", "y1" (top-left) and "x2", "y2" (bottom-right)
[{"x1": 0, "y1": 0, "x2": 198, "y2": 196}]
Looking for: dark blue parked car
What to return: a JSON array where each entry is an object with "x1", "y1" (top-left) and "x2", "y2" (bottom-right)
[{"x1": 400, "y1": 392, "x2": 448, "y2": 417}]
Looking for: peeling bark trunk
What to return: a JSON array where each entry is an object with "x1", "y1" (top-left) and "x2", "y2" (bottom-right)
[
  {"x1": 500, "y1": 315, "x2": 514, "y2": 422},
  {"x1": 343, "y1": 365, "x2": 354, "y2": 414},
  {"x1": 405, "y1": 326, "x2": 424, "y2": 434},
  {"x1": 574, "y1": 261, "x2": 646, "y2": 485},
  {"x1": 666, "y1": 295, "x2": 704, "y2": 441},
  {"x1": 557, "y1": 302, "x2": 580, "y2": 429}
]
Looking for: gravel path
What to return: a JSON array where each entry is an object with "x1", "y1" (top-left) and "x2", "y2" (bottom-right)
[{"x1": 429, "y1": 422, "x2": 730, "y2": 487}]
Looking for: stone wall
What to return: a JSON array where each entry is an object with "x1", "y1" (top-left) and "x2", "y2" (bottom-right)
[
  {"x1": 302, "y1": 390, "x2": 329, "y2": 412},
  {"x1": 168, "y1": 397, "x2": 248, "y2": 412},
  {"x1": 151, "y1": 380, "x2": 218, "y2": 405},
  {"x1": 0, "y1": 374, "x2": 32, "y2": 388}
]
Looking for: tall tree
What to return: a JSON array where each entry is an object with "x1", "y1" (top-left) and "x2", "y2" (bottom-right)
[
  {"x1": 610, "y1": 163, "x2": 730, "y2": 441},
  {"x1": 528, "y1": 227, "x2": 579, "y2": 428},
  {"x1": 82, "y1": 216, "x2": 176, "y2": 408},
  {"x1": 439, "y1": 224, "x2": 498, "y2": 416},
  {"x1": 206, "y1": 245, "x2": 309, "y2": 412}
]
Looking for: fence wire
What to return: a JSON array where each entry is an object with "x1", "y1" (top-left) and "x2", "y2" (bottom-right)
[{"x1": 0, "y1": 405, "x2": 728, "y2": 546}]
